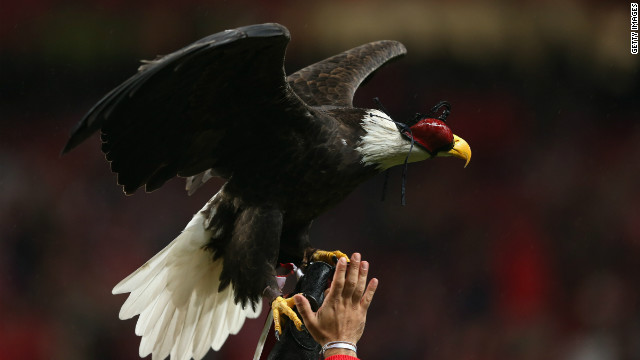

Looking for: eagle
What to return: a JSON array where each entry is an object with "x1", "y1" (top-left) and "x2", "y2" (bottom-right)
[{"x1": 63, "y1": 23, "x2": 471, "y2": 360}]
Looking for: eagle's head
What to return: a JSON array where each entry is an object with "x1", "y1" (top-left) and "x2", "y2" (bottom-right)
[{"x1": 356, "y1": 104, "x2": 471, "y2": 170}]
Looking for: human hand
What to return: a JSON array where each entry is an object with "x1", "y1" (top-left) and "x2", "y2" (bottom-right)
[{"x1": 293, "y1": 252, "x2": 378, "y2": 358}]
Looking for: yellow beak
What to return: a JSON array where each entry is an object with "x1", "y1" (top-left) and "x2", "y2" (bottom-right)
[{"x1": 446, "y1": 134, "x2": 471, "y2": 167}]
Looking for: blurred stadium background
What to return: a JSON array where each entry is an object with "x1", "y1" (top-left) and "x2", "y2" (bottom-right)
[{"x1": 1, "y1": 0, "x2": 639, "y2": 359}]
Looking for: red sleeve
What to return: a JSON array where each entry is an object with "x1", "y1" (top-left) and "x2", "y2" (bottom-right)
[{"x1": 325, "y1": 355, "x2": 360, "y2": 360}]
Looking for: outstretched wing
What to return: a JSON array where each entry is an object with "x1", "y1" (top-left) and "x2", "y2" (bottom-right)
[
  {"x1": 287, "y1": 40, "x2": 407, "y2": 107},
  {"x1": 63, "y1": 23, "x2": 312, "y2": 194}
]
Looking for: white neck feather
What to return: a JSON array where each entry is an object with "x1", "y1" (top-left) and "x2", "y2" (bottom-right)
[{"x1": 356, "y1": 110, "x2": 430, "y2": 170}]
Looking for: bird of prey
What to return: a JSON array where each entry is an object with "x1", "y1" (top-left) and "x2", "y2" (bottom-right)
[{"x1": 63, "y1": 23, "x2": 471, "y2": 360}]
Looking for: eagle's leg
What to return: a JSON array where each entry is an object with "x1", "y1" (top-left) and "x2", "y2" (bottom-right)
[
  {"x1": 262, "y1": 272, "x2": 304, "y2": 339},
  {"x1": 310, "y1": 249, "x2": 350, "y2": 264},
  {"x1": 271, "y1": 295, "x2": 304, "y2": 339},
  {"x1": 268, "y1": 249, "x2": 350, "y2": 338},
  {"x1": 266, "y1": 249, "x2": 350, "y2": 338}
]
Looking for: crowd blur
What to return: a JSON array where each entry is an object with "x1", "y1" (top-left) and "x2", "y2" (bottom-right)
[{"x1": 1, "y1": 1, "x2": 639, "y2": 359}]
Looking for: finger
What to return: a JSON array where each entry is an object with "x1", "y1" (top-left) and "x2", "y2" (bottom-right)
[
  {"x1": 327, "y1": 256, "x2": 348, "y2": 301},
  {"x1": 293, "y1": 294, "x2": 315, "y2": 328},
  {"x1": 342, "y1": 252, "x2": 361, "y2": 298},
  {"x1": 361, "y1": 278, "x2": 379, "y2": 310},
  {"x1": 352, "y1": 260, "x2": 369, "y2": 304}
]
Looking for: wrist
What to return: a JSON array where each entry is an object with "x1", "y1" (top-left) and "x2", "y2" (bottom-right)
[
  {"x1": 323, "y1": 347, "x2": 357, "y2": 358},
  {"x1": 321, "y1": 341, "x2": 357, "y2": 359}
]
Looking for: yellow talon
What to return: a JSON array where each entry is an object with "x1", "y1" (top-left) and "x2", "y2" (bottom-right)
[
  {"x1": 312, "y1": 250, "x2": 350, "y2": 264},
  {"x1": 271, "y1": 295, "x2": 304, "y2": 338}
]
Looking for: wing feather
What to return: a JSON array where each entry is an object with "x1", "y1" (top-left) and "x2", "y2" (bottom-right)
[
  {"x1": 287, "y1": 40, "x2": 407, "y2": 107},
  {"x1": 114, "y1": 201, "x2": 261, "y2": 360},
  {"x1": 190, "y1": 289, "x2": 217, "y2": 358},
  {"x1": 63, "y1": 23, "x2": 315, "y2": 195}
]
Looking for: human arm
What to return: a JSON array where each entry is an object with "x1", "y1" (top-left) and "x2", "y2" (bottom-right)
[{"x1": 293, "y1": 252, "x2": 378, "y2": 359}]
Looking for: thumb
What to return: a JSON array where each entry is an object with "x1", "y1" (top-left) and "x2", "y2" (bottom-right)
[{"x1": 293, "y1": 294, "x2": 315, "y2": 325}]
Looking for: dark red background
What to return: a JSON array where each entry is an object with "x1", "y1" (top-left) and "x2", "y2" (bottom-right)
[{"x1": 2, "y1": 1, "x2": 639, "y2": 359}]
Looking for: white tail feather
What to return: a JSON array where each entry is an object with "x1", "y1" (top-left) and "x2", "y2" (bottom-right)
[{"x1": 114, "y1": 203, "x2": 262, "y2": 360}]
